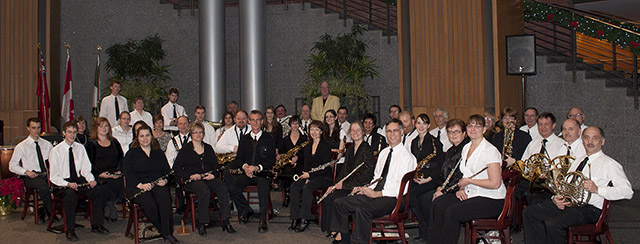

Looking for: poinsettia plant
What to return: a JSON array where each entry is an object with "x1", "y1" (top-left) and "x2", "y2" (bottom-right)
[{"x1": 0, "y1": 177, "x2": 24, "y2": 209}]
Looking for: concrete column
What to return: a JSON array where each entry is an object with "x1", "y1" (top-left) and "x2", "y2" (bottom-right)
[
  {"x1": 199, "y1": 0, "x2": 226, "y2": 121},
  {"x1": 239, "y1": 0, "x2": 266, "y2": 112}
]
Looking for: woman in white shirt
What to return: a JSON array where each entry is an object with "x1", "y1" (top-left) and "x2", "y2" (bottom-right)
[
  {"x1": 427, "y1": 114, "x2": 506, "y2": 244},
  {"x1": 215, "y1": 112, "x2": 235, "y2": 141},
  {"x1": 112, "y1": 111, "x2": 133, "y2": 154}
]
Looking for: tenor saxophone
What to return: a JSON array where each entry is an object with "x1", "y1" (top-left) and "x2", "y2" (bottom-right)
[{"x1": 414, "y1": 140, "x2": 437, "y2": 179}]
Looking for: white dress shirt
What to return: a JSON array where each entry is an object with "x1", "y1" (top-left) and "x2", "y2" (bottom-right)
[
  {"x1": 300, "y1": 119, "x2": 312, "y2": 134},
  {"x1": 215, "y1": 126, "x2": 233, "y2": 142},
  {"x1": 100, "y1": 94, "x2": 129, "y2": 127},
  {"x1": 564, "y1": 138, "x2": 586, "y2": 161},
  {"x1": 161, "y1": 101, "x2": 187, "y2": 131},
  {"x1": 200, "y1": 121, "x2": 217, "y2": 147},
  {"x1": 568, "y1": 151, "x2": 633, "y2": 209},
  {"x1": 165, "y1": 133, "x2": 192, "y2": 167},
  {"x1": 520, "y1": 124, "x2": 542, "y2": 142},
  {"x1": 9, "y1": 136, "x2": 53, "y2": 175},
  {"x1": 522, "y1": 133, "x2": 565, "y2": 161},
  {"x1": 459, "y1": 138, "x2": 506, "y2": 199},
  {"x1": 215, "y1": 124, "x2": 252, "y2": 154},
  {"x1": 49, "y1": 141, "x2": 95, "y2": 187},
  {"x1": 368, "y1": 143, "x2": 417, "y2": 198},
  {"x1": 402, "y1": 129, "x2": 418, "y2": 151},
  {"x1": 129, "y1": 109, "x2": 153, "y2": 127},
  {"x1": 378, "y1": 125, "x2": 386, "y2": 139},
  {"x1": 430, "y1": 126, "x2": 452, "y2": 152},
  {"x1": 112, "y1": 125, "x2": 133, "y2": 154},
  {"x1": 339, "y1": 121, "x2": 352, "y2": 143}
]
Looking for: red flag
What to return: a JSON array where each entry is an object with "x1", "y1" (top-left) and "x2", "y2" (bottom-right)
[
  {"x1": 61, "y1": 49, "x2": 74, "y2": 122},
  {"x1": 37, "y1": 48, "x2": 51, "y2": 132}
]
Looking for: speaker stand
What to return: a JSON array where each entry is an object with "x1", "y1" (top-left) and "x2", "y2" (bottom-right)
[{"x1": 521, "y1": 74, "x2": 527, "y2": 113}]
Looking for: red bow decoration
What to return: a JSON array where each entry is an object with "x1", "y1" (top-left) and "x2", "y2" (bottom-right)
[
  {"x1": 597, "y1": 30, "x2": 604, "y2": 37},
  {"x1": 546, "y1": 14, "x2": 553, "y2": 21},
  {"x1": 631, "y1": 42, "x2": 639, "y2": 49},
  {"x1": 570, "y1": 21, "x2": 577, "y2": 28}
]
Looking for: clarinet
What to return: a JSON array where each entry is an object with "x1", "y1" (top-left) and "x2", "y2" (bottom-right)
[
  {"x1": 229, "y1": 168, "x2": 278, "y2": 178},
  {"x1": 183, "y1": 168, "x2": 224, "y2": 185},
  {"x1": 17, "y1": 171, "x2": 47, "y2": 179},
  {"x1": 105, "y1": 172, "x2": 123, "y2": 178},
  {"x1": 292, "y1": 159, "x2": 338, "y2": 181},
  {"x1": 50, "y1": 181, "x2": 107, "y2": 191},
  {"x1": 444, "y1": 166, "x2": 489, "y2": 192},
  {"x1": 348, "y1": 177, "x2": 384, "y2": 196},
  {"x1": 127, "y1": 170, "x2": 174, "y2": 202},
  {"x1": 317, "y1": 162, "x2": 364, "y2": 203}
]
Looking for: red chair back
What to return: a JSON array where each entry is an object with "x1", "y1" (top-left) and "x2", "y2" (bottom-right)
[
  {"x1": 594, "y1": 200, "x2": 611, "y2": 233},
  {"x1": 389, "y1": 171, "x2": 416, "y2": 222},
  {"x1": 495, "y1": 174, "x2": 521, "y2": 228}
]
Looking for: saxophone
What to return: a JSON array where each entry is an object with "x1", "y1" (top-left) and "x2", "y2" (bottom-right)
[
  {"x1": 414, "y1": 139, "x2": 437, "y2": 179},
  {"x1": 216, "y1": 152, "x2": 237, "y2": 165},
  {"x1": 274, "y1": 140, "x2": 309, "y2": 169},
  {"x1": 501, "y1": 123, "x2": 515, "y2": 164}
]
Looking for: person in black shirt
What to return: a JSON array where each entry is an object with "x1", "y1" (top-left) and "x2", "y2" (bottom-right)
[
  {"x1": 323, "y1": 109, "x2": 341, "y2": 150},
  {"x1": 173, "y1": 122, "x2": 236, "y2": 235},
  {"x1": 361, "y1": 113, "x2": 387, "y2": 154},
  {"x1": 490, "y1": 107, "x2": 532, "y2": 166},
  {"x1": 123, "y1": 124, "x2": 179, "y2": 244},
  {"x1": 85, "y1": 117, "x2": 124, "y2": 222},
  {"x1": 278, "y1": 115, "x2": 307, "y2": 207},
  {"x1": 264, "y1": 106, "x2": 283, "y2": 150}
]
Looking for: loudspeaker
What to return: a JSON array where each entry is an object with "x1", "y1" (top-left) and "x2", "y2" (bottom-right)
[{"x1": 506, "y1": 35, "x2": 536, "y2": 75}]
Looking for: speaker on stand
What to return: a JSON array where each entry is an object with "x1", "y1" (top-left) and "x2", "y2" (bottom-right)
[{"x1": 506, "y1": 34, "x2": 536, "y2": 114}]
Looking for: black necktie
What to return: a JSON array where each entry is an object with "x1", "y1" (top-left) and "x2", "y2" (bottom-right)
[
  {"x1": 402, "y1": 134, "x2": 407, "y2": 144},
  {"x1": 182, "y1": 135, "x2": 187, "y2": 146},
  {"x1": 173, "y1": 104, "x2": 177, "y2": 119},
  {"x1": 35, "y1": 141, "x2": 46, "y2": 172},
  {"x1": 68, "y1": 147, "x2": 79, "y2": 183},
  {"x1": 539, "y1": 139, "x2": 548, "y2": 154},
  {"x1": 251, "y1": 135, "x2": 258, "y2": 164},
  {"x1": 115, "y1": 96, "x2": 120, "y2": 121},
  {"x1": 565, "y1": 146, "x2": 572, "y2": 165},
  {"x1": 365, "y1": 134, "x2": 371, "y2": 144},
  {"x1": 576, "y1": 157, "x2": 589, "y2": 172},
  {"x1": 374, "y1": 148, "x2": 393, "y2": 191},
  {"x1": 437, "y1": 130, "x2": 441, "y2": 140}
]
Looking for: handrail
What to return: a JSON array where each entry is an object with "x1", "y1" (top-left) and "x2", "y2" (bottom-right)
[{"x1": 545, "y1": 2, "x2": 640, "y2": 34}]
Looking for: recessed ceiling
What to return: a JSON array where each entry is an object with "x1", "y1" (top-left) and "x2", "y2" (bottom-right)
[{"x1": 574, "y1": 0, "x2": 640, "y2": 21}]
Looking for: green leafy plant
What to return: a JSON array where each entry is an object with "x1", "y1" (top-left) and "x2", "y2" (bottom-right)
[
  {"x1": 303, "y1": 25, "x2": 379, "y2": 111},
  {"x1": 104, "y1": 34, "x2": 171, "y2": 114}
]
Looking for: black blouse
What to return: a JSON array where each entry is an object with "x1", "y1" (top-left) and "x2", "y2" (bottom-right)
[
  {"x1": 303, "y1": 140, "x2": 333, "y2": 179},
  {"x1": 266, "y1": 123, "x2": 283, "y2": 150},
  {"x1": 86, "y1": 139, "x2": 124, "y2": 176},
  {"x1": 173, "y1": 142, "x2": 221, "y2": 182},
  {"x1": 338, "y1": 142, "x2": 376, "y2": 190},
  {"x1": 436, "y1": 137, "x2": 470, "y2": 191},
  {"x1": 123, "y1": 147, "x2": 171, "y2": 193},
  {"x1": 410, "y1": 134, "x2": 445, "y2": 180},
  {"x1": 279, "y1": 133, "x2": 308, "y2": 172}
]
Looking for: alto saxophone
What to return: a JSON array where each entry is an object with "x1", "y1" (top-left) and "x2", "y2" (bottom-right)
[
  {"x1": 274, "y1": 140, "x2": 309, "y2": 169},
  {"x1": 414, "y1": 139, "x2": 437, "y2": 179},
  {"x1": 216, "y1": 152, "x2": 237, "y2": 165}
]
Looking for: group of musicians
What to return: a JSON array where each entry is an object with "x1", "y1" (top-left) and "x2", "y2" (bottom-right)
[{"x1": 6, "y1": 81, "x2": 634, "y2": 244}]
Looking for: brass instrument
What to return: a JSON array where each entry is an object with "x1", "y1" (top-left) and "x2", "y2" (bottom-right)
[
  {"x1": 501, "y1": 123, "x2": 515, "y2": 163},
  {"x1": 292, "y1": 159, "x2": 337, "y2": 181},
  {"x1": 349, "y1": 177, "x2": 383, "y2": 196},
  {"x1": 444, "y1": 166, "x2": 489, "y2": 192},
  {"x1": 317, "y1": 162, "x2": 365, "y2": 203},
  {"x1": 216, "y1": 152, "x2": 237, "y2": 165},
  {"x1": 537, "y1": 155, "x2": 591, "y2": 206},
  {"x1": 127, "y1": 170, "x2": 174, "y2": 202},
  {"x1": 274, "y1": 140, "x2": 309, "y2": 169},
  {"x1": 229, "y1": 168, "x2": 278, "y2": 178},
  {"x1": 183, "y1": 168, "x2": 224, "y2": 185},
  {"x1": 414, "y1": 140, "x2": 437, "y2": 179},
  {"x1": 510, "y1": 153, "x2": 550, "y2": 182}
]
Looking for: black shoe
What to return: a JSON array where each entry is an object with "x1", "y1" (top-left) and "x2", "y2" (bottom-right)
[
  {"x1": 38, "y1": 207, "x2": 46, "y2": 223},
  {"x1": 283, "y1": 193, "x2": 290, "y2": 208},
  {"x1": 326, "y1": 232, "x2": 338, "y2": 238},
  {"x1": 162, "y1": 233, "x2": 180, "y2": 244},
  {"x1": 66, "y1": 230, "x2": 78, "y2": 242},
  {"x1": 239, "y1": 211, "x2": 254, "y2": 224},
  {"x1": 331, "y1": 240, "x2": 342, "y2": 244},
  {"x1": 258, "y1": 220, "x2": 268, "y2": 233},
  {"x1": 91, "y1": 225, "x2": 109, "y2": 234},
  {"x1": 197, "y1": 224, "x2": 207, "y2": 236},
  {"x1": 295, "y1": 220, "x2": 310, "y2": 232},
  {"x1": 222, "y1": 224, "x2": 237, "y2": 233},
  {"x1": 288, "y1": 219, "x2": 301, "y2": 231}
]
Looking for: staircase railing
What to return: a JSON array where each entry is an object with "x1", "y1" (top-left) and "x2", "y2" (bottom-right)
[{"x1": 524, "y1": 0, "x2": 639, "y2": 109}]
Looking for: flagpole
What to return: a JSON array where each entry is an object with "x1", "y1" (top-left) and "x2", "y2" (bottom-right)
[{"x1": 92, "y1": 45, "x2": 102, "y2": 122}]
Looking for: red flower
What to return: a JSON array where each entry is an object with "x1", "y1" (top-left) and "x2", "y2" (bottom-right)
[
  {"x1": 546, "y1": 14, "x2": 553, "y2": 21},
  {"x1": 632, "y1": 42, "x2": 639, "y2": 49},
  {"x1": 597, "y1": 30, "x2": 604, "y2": 37},
  {"x1": 570, "y1": 21, "x2": 577, "y2": 28}
]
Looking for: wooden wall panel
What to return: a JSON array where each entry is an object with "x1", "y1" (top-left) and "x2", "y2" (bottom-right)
[{"x1": 0, "y1": 0, "x2": 39, "y2": 145}]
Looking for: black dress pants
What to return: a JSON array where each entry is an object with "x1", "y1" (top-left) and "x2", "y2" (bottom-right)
[
  {"x1": 23, "y1": 176, "x2": 52, "y2": 214},
  {"x1": 130, "y1": 185, "x2": 173, "y2": 236},
  {"x1": 184, "y1": 179, "x2": 232, "y2": 225},
  {"x1": 289, "y1": 177, "x2": 332, "y2": 220},
  {"x1": 54, "y1": 185, "x2": 106, "y2": 230},
  {"x1": 319, "y1": 189, "x2": 350, "y2": 232},
  {"x1": 228, "y1": 174, "x2": 271, "y2": 221},
  {"x1": 331, "y1": 194, "x2": 397, "y2": 244},
  {"x1": 414, "y1": 189, "x2": 437, "y2": 240},
  {"x1": 523, "y1": 200, "x2": 601, "y2": 244}
]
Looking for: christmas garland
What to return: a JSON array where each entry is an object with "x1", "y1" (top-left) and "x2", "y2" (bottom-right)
[{"x1": 524, "y1": 0, "x2": 640, "y2": 54}]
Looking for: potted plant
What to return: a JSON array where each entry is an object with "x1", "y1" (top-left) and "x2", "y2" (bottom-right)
[{"x1": 0, "y1": 176, "x2": 24, "y2": 215}]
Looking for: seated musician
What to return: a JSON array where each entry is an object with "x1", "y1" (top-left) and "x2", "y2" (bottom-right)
[
  {"x1": 321, "y1": 121, "x2": 376, "y2": 242},
  {"x1": 85, "y1": 117, "x2": 125, "y2": 222},
  {"x1": 215, "y1": 110, "x2": 251, "y2": 154},
  {"x1": 361, "y1": 113, "x2": 387, "y2": 153},
  {"x1": 427, "y1": 114, "x2": 506, "y2": 244},
  {"x1": 289, "y1": 120, "x2": 333, "y2": 232},
  {"x1": 323, "y1": 110, "x2": 341, "y2": 150},
  {"x1": 490, "y1": 107, "x2": 532, "y2": 164},
  {"x1": 227, "y1": 110, "x2": 276, "y2": 233},
  {"x1": 9, "y1": 118, "x2": 54, "y2": 222},
  {"x1": 561, "y1": 118, "x2": 586, "y2": 160},
  {"x1": 49, "y1": 121, "x2": 108, "y2": 241},
  {"x1": 415, "y1": 119, "x2": 469, "y2": 242},
  {"x1": 523, "y1": 126, "x2": 633, "y2": 244},
  {"x1": 123, "y1": 124, "x2": 179, "y2": 244},
  {"x1": 173, "y1": 122, "x2": 236, "y2": 235},
  {"x1": 278, "y1": 115, "x2": 307, "y2": 207},
  {"x1": 330, "y1": 119, "x2": 417, "y2": 244}
]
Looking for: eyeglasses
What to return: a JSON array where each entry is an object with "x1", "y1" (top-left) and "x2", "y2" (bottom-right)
[
  {"x1": 466, "y1": 124, "x2": 484, "y2": 129},
  {"x1": 385, "y1": 129, "x2": 402, "y2": 134},
  {"x1": 447, "y1": 130, "x2": 462, "y2": 135},
  {"x1": 191, "y1": 131, "x2": 204, "y2": 135},
  {"x1": 567, "y1": 113, "x2": 584, "y2": 118}
]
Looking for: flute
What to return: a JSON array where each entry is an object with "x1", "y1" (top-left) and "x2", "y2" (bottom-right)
[
  {"x1": 317, "y1": 162, "x2": 365, "y2": 203},
  {"x1": 440, "y1": 158, "x2": 463, "y2": 194},
  {"x1": 127, "y1": 170, "x2": 174, "y2": 202},
  {"x1": 292, "y1": 159, "x2": 337, "y2": 181},
  {"x1": 183, "y1": 168, "x2": 224, "y2": 184},
  {"x1": 348, "y1": 177, "x2": 383, "y2": 196},
  {"x1": 444, "y1": 166, "x2": 489, "y2": 192}
]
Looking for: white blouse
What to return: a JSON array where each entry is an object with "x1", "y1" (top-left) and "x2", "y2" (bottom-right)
[{"x1": 459, "y1": 138, "x2": 506, "y2": 200}]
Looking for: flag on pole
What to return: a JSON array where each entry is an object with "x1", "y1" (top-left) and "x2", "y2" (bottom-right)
[
  {"x1": 61, "y1": 45, "x2": 75, "y2": 122},
  {"x1": 36, "y1": 45, "x2": 51, "y2": 133},
  {"x1": 91, "y1": 45, "x2": 102, "y2": 121}
]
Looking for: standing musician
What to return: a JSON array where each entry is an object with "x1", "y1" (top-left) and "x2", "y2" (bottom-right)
[
  {"x1": 193, "y1": 105, "x2": 217, "y2": 147},
  {"x1": 523, "y1": 126, "x2": 633, "y2": 244},
  {"x1": 490, "y1": 107, "x2": 532, "y2": 166},
  {"x1": 173, "y1": 122, "x2": 236, "y2": 235},
  {"x1": 215, "y1": 110, "x2": 251, "y2": 154},
  {"x1": 85, "y1": 117, "x2": 125, "y2": 222},
  {"x1": 9, "y1": 118, "x2": 54, "y2": 222},
  {"x1": 264, "y1": 106, "x2": 283, "y2": 150},
  {"x1": 123, "y1": 124, "x2": 178, "y2": 244},
  {"x1": 322, "y1": 121, "x2": 376, "y2": 242},
  {"x1": 330, "y1": 119, "x2": 417, "y2": 244},
  {"x1": 415, "y1": 119, "x2": 469, "y2": 242},
  {"x1": 278, "y1": 115, "x2": 307, "y2": 207},
  {"x1": 228, "y1": 110, "x2": 276, "y2": 233},
  {"x1": 427, "y1": 115, "x2": 506, "y2": 244},
  {"x1": 49, "y1": 121, "x2": 108, "y2": 241},
  {"x1": 323, "y1": 109, "x2": 342, "y2": 150},
  {"x1": 289, "y1": 120, "x2": 333, "y2": 232}
]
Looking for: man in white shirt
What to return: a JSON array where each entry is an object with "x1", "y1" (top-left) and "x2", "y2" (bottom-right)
[
  {"x1": 49, "y1": 121, "x2": 108, "y2": 241},
  {"x1": 378, "y1": 104, "x2": 401, "y2": 138},
  {"x1": 519, "y1": 112, "x2": 565, "y2": 163},
  {"x1": 215, "y1": 110, "x2": 251, "y2": 154},
  {"x1": 399, "y1": 111, "x2": 418, "y2": 150},
  {"x1": 9, "y1": 118, "x2": 54, "y2": 221},
  {"x1": 429, "y1": 108, "x2": 453, "y2": 152},
  {"x1": 520, "y1": 107, "x2": 542, "y2": 142},
  {"x1": 337, "y1": 107, "x2": 351, "y2": 143},
  {"x1": 331, "y1": 119, "x2": 417, "y2": 244},
  {"x1": 275, "y1": 104, "x2": 291, "y2": 137},
  {"x1": 165, "y1": 116, "x2": 192, "y2": 167},
  {"x1": 161, "y1": 88, "x2": 187, "y2": 135},
  {"x1": 129, "y1": 96, "x2": 153, "y2": 127},
  {"x1": 299, "y1": 104, "x2": 312, "y2": 134},
  {"x1": 194, "y1": 105, "x2": 217, "y2": 146},
  {"x1": 99, "y1": 80, "x2": 129, "y2": 127},
  {"x1": 561, "y1": 119, "x2": 586, "y2": 161},
  {"x1": 523, "y1": 126, "x2": 633, "y2": 244},
  {"x1": 567, "y1": 107, "x2": 588, "y2": 132}
]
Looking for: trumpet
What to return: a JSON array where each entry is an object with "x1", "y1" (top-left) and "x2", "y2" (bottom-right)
[
  {"x1": 183, "y1": 168, "x2": 224, "y2": 185},
  {"x1": 229, "y1": 168, "x2": 278, "y2": 178},
  {"x1": 127, "y1": 170, "x2": 174, "y2": 202},
  {"x1": 317, "y1": 162, "x2": 365, "y2": 203},
  {"x1": 414, "y1": 140, "x2": 437, "y2": 179},
  {"x1": 349, "y1": 177, "x2": 383, "y2": 196},
  {"x1": 292, "y1": 159, "x2": 337, "y2": 181},
  {"x1": 216, "y1": 152, "x2": 237, "y2": 165},
  {"x1": 275, "y1": 140, "x2": 309, "y2": 169}
]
